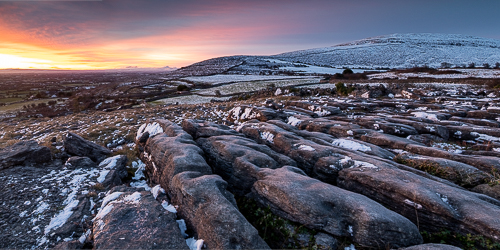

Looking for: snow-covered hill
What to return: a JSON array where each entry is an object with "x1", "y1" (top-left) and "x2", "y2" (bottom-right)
[
  {"x1": 170, "y1": 33, "x2": 500, "y2": 76},
  {"x1": 275, "y1": 33, "x2": 500, "y2": 69}
]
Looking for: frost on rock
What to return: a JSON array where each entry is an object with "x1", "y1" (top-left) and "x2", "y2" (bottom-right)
[
  {"x1": 332, "y1": 139, "x2": 371, "y2": 152},
  {"x1": 260, "y1": 131, "x2": 275, "y2": 144},
  {"x1": 151, "y1": 185, "x2": 165, "y2": 200},
  {"x1": 287, "y1": 116, "x2": 302, "y2": 127},
  {"x1": 186, "y1": 237, "x2": 204, "y2": 250},
  {"x1": 136, "y1": 122, "x2": 164, "y2": 140}
]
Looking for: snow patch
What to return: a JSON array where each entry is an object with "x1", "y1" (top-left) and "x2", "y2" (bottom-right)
[
  {"x1": 151, "y1": 185, "x2": 165, "y2": 200},
  {"x1": 136, "y1": 122, "x2": 163, "y2": 140},
  {"x1": 287, "y1": 116, "x2": 302, "y2": 126},
  {"x1": 332, "y1": 139, "x2": 371, "y2": 152},
  {"x1": 260, "y1": 131, "x2": 275, "y2": 144}
]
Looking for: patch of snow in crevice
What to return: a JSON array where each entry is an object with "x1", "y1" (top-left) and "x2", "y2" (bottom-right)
[
  {"x1": 151, "y1": 185, "x2": 165, "y2": 200},
  {"x1": 177, "y1": 219, "x2": 189, "y2": 238},
  {"x1": 161, "y1": 201, "x2": 177, "y2": 213},
  {"x1": 186, "y1": 237, "x2": 204, "y2": 250}
]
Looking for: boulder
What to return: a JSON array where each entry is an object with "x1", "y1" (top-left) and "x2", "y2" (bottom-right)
[
  {"x1": 170, "y1": 171, "x2": 270, "y2": 249},
  {"x1": 64, "y1": 156, "x2": 96, "y2": 169},
  {"x1": 197, "y1": 134, "x2": 296, "y2": 195},
  {"x1": 63, "y1": 132, "x2": 111, "y2": 162},
  {"x1": 93, "y1": 190, "x2": 188, "y2": 249},
  {"x1": 250, "y1": 167, "x2": 423, "y2": 248},
  {"x1": 338, "y1": 165, "x2": 500, "y2": 242},
  {"x1": 0, "y1": 140, "x2": 51, "y2": 170}
]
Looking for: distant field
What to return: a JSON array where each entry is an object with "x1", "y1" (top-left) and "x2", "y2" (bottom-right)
[
  {"x1": 194, "y1": 78, "x2": 320, "y2": 96},
  {"x1": 0, "y1": 98, "x2": 59, "y2": 113},
  {"x1": 182, "y1": 74, "x2": 314, "y2": 86}
]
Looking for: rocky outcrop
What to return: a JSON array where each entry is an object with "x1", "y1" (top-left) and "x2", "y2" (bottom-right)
[
  {"x1": 63, "y1": 132, "x2": 111, "y2": 162},
  {"x1": 0, "y1": 140, "x2": 51, "y2": 169},
  {"x1": 137, "y1": 120, "x2": 270, "y2": 249}
]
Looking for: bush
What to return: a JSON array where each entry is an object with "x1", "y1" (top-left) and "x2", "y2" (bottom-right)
[
  {"x1": 342, "y1": 68, "x2": 354, "y2": 75},
  {"x1": 177, "y1": 85, "x2": 190, "y2": 91}
]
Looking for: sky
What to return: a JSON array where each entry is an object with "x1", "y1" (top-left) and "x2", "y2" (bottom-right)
[{"x1": 0, "y1": 0, "x2": 498, "y2": 70}]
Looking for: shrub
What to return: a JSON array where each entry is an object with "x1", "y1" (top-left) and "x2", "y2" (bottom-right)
[
  {"x1": 342, "y1": 68, "x2": 354, "y2": 75},
  {"x1": 177, "y1": 84, "x2": 190, "y2": 91}
]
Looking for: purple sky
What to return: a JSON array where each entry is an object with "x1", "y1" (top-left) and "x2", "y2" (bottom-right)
[{"x1": 0, "y1": 0, "x2": 498, "y2": 69}]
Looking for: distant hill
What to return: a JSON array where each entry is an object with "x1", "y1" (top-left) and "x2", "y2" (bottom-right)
[
  {"x1": 173, "y1": 33, "x2": 500, "y2": 76},
  {"x1": 275, "y1": 33, "x2": 500, "y2": 69}
]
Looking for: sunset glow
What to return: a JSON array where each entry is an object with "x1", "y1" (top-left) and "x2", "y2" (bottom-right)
[{"x1": 0, "y1": 0, "x2": 498, "y2": 70}]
